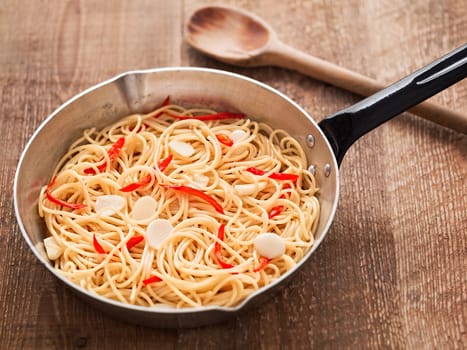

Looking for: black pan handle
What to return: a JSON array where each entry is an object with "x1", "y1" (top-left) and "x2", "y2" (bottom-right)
[{"x1": 318, "y1": 44, "x2": 467, "y2": 165}]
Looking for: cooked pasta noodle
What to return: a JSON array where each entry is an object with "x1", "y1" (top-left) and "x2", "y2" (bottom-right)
[{"x1": 38, "y1": 100, "x2": 320, "y2": 308}]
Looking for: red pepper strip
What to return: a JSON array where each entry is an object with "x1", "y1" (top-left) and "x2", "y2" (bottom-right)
[
  {"x1": 118, "y1": 155, "x2": 172, "y2": 192},
  {"x1": 93, "y1": 234, "x2": 108, "y2": 254},
  {"x1": 126, "y1": 236, "x2": 144, "y2": 250},
  {"x1": 268, "y1": 206, "x2": 284, "y2": 219},
  {"x1": 119, "y1": 154, "x2": 172, "y2": 192},
  {"x1": 84, "y1": 137, "x2": 125, "y2": 175},
  {"x1": 166, "y1": 185, "x2": 224, "y2": 214},
  {"x1": 157, "y1": 154, "x2": 173, "y2": 172},
  {"x1": 119, "y1": 174, "x2": 152, "y2": 192},
  {"x1": 161, "y1": 95, "x2": 170, "y2": 107},
  {"x1": 214, "y1": 224, "x2": 234, "y2": 269},
  {"x1": 46, "y1": 176, "x2": 87, "y2": 209},
  {"x1": 106, "y1": 136, "x2": 125, "y2": 159},
  {"x1": 269, "y1": 173, "x2": 299, "y2": 182},
  {"x1": 167, "y1": 111, "x2": 245, "y2": 121},
  {"x1": 246, "y1": 167, "x2": 266, "y2": 176},
  {"x1": 254, "y1": 257, "x2": 271, "y2": 272},
  {"x1": 152, "y1": 96, "x2": 171, "y2": 118},
  {"x1": 84, "y1": 164, "x2": 103, "y2": 175},
  {"x1": 143, "y1": 276, "x2": 162, "y2": 285},
  {"x1": 268, "y1": 183, "x2": 293, "y2": 219},
  {"x1": 246, "y1": 167, "x2": 299, "y2": 182},
  {"x1": 216, "y1": 133, "x2": 234, "y2": 147}
]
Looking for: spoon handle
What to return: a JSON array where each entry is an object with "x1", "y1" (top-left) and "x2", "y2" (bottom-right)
[{"x1": 266, "y1": 40, "x2": 467, "y2": 134}]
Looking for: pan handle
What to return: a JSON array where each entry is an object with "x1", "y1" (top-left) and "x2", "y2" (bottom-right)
[{"x1": 318, "y1": 44, "x2": 467, "y2": 165}]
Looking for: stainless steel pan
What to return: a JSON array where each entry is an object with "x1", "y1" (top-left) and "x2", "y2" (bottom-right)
[{"x1": 14, "y1": 44, "x2": 467, "y2": 327}]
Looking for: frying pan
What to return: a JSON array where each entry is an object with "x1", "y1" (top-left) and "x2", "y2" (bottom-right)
[{"x1": 14, "y1": 44, "x2": 467, "y2": 327}]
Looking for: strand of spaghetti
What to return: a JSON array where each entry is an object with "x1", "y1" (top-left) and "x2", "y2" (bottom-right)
[{"x1": 165, "y1": 111, "x2": 245, "y2": 121}]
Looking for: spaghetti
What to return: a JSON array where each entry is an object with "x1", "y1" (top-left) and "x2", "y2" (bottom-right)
[{"x1": 38, "y1": 99, "x2": 320, "y2": 308}]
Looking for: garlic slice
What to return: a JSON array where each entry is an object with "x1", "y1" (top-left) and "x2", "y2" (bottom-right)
[
  {"x1": 253, "y1": 233, "x2": 285, "y2": 259},
  {"x1": 146, "y1": 219, "x2": 174, "y2": 249},
  {"x1": 43, "y1": 236, "x2": 64, "y2": 260},
  {"x1": 95, "y1": 195, "x2": 125, "y2": 216},
  {"x1": 192, "y1": 173, "x2": 209, "y2": 188},
  {"x1": 169, "y1": 140, "x2": 195, "y2": 158},
  {"x1": 230, "y1": 129, "x2": 247, "y2": 143},
  {"x1": 234, "y1": 181, "x2": 267, "y2": 196},
  {"x1": 35, "y1": 242, "x2": 47, "y2": 260},
  {"x1": 131, "y1": 196, "x2": 158, "y2": 220}
]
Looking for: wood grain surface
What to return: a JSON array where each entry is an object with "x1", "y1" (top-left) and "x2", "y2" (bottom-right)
[{"x1": 1, "y1": 0, "x2": 465, "y2": 349}]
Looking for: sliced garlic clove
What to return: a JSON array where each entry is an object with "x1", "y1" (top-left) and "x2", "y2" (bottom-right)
[
  {"x1": 146, "y1": 219, "x2": 174, "y2": 249},
  {"x1": 192, "y1": 173, "x2": 209, "y2": 188},
  {"x1": 95, "y1": 195, "x2": 125, "y2": 216},
  {"x1": 43, "y1": 236, "x2": 64, "y2": 260},
  {"x1": 35, "y1": 242, "x2": 47, "y2": 260},
  {"x1": 230, "y1": 129, "x2": 247, "y2": 143},
  {"x1": 233, "y1": 181, "x2": 267, "y2": 196},
  {"x1": 253, "y1": 233, "x2": 285, "y2": 259},
  {"x1": 131, "y1": 196, "x2": 158, "y2": 220},
  {"x1": 169, "y1": 140, "x2": 195, "y2": 158}
]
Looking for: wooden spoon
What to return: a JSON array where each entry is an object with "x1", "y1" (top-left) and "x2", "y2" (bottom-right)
[{"x1": 186, "y1": 5, "x2": 467, "y2": 134}]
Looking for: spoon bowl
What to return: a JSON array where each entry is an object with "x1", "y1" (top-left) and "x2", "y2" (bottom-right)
[
  {"x1": 186, "y1": 6, "x2": 273, "y2": 65},
  {"x1": 186, "y1": 5, "x2": 467, "y2": 134}
]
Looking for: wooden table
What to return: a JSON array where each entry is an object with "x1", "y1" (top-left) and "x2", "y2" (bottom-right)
[{"x1": 1, "y1": 1, "x2": 465, "y2": 349}]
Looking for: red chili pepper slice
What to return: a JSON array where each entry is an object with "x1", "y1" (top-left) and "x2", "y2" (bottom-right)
[
  {"x1": 126, "y1": 236, "x2": 144, "y2": 250},
  {"x1": 253, "y1": 257, "x2": 271, "y2": 272},
  {"x1": 268, "y1": 205, "x2": 284, "y2": 219},
  {"x1": 84, "y1": 137, "x2": 125, "y2": 175},
  {"x1": 246, "y1": 167, "x2": 266, "y2": 176},
  {"x1": 216, "y1": 133, "x2": 234, "y2": 146},
  {"x1": 214, "y1": 224, "x2": 234, "y2": 269},
  {"x1": 246, "y1": 167, "x2": 298, "y2": 182},
  {"x1": 106, "y1": 136, "x2": 125, "y2": 159},
  {"x1": 267, "y1": 183, "x2": 292, "y2": 219},
  {"x1": 46, "y1": 176, "x2": 87, "y2": 210},
  {"x1": 157, "y1": 154, "x2": 173, "y2": 172},
  {"x1": 152, "y1": 96, "x2": 171, "y2": 118},
  {"x1": 161, "y1": 96, "x2": 170, "y2": 107},
  {"x1": 84, "y1": 165, "x2": 101, "y2": 175},
  {"x1": 119, "y1": 154, "x2": 173, "y2": 192},
  {"x1": 143, "y1": 276, "x2": 162, "y2": 285},
  {"x1": 93, "y1": 234, "x2": 108, "y2": 254},
  {"x1": 119, "y1": 174, "x2": 152, "y2": 192},
  {"x1": 168, "y1": 111, "x2": 245, "y2": 121},
  {"x1": 268, "y1": 173, "x2": 299, "y2": 182},
  {"x1": 166, "y1": 185, "x2": 224, "y2": 214}
]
